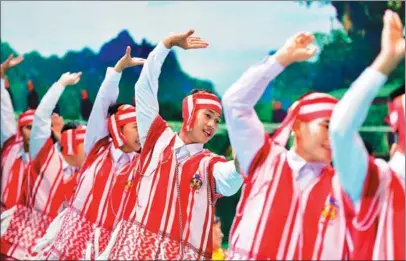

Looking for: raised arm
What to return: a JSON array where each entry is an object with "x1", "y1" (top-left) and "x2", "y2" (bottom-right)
[
  {"x1": 135, "y1": 29, "x2": 208, "y2": 147},
  {"x1": 30, "y1": 72, "x2": 82, "y2": 159},
  {"x1": 222, "y1": 32, "x2": 317, "y2": 175},
  {"x1": 329, "y1": 10, "x2": 405, "y2": 203},
  {"x1": 84, "y1": 47, "x2": 145, "y2": 155},
  {"x1": 0, "y1": 55, "x2": 23, "y2": 146}
]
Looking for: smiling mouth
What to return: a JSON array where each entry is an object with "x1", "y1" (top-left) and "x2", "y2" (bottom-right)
[{"x1": 203, "y1": 130, "x2": 212, "y2": 137}]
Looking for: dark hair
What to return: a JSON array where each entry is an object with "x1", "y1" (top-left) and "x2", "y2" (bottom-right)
[
  {"x1": 389, "y1": 84, "x2": 405, "y2": 101},
  {"x1": 108, "y1": 103, "x2": 125, "y2": 117},
  {"x1": 190, "y1": 89, "x2": 215, "y2": 95}
]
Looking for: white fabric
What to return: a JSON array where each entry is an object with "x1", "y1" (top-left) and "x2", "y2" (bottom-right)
[
  {"x1": 329, "y1": 67, "x2": 388, "y2": 203},
  {"x1": 0, "y1": 78, "x2": 17, "y2": 147},
  {"x1": 222, "y1": 55, "x2": 285, "y2": 175},
  {"x1": 136, "y1": 43, "x2": 242, "y2": 196},
  {"x1": 30, "y1": 82, "x2": 65, "y2": 159},
  {"x1": 286, "y1": 148, "x2": 327, "y2": 191},
  {"x1": 389, "y1": 151, "x2": 405, "y2": 179},
  {"x1": 84, "y1": 67, "x2": 122, "y2": 155}
]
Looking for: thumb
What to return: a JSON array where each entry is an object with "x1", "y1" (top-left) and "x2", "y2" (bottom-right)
[
  {"x1": 184, "y1": 29, "x2": 195, "y2": 37},
  {"x1": 125, "y1": 46, "x2": 131, "y2": 57}
]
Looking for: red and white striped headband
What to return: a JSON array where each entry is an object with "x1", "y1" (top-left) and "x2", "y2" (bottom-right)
[
  {"x1": 271, "y1": 92, "x2": 338, "y2": 148},
  {"x1": 107, "y1": 105, "x2": 137, "y2": 148},
  {"x1": 15, "y1": 109, "x2": 35, "y2": 141},
  {"x1": 387, "y1": 94, "x2": 405, "y2": 154},
  {"x1": 60, "y1": 125, "x2": 87, "y2": 156},
  {"x1": 181, "y1": 92, "x2": 222, "y2": 132}
]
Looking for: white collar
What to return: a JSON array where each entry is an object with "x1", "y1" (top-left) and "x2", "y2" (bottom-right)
[
  {"x1": 286, "y1": 148, "x2": 328, "y2": 179},
  {"x1": 110, "y1": 144, "x2": 135, "y2": 163},
  {"x1": 389, "y1": 151, "x2": 405, "y2": 178},
  {"x1": 16, "y1": 145, "x2": 30, "y2": 163},
  {"x1": 174, "y1": 134, "x2": 204, "y2": 156}
]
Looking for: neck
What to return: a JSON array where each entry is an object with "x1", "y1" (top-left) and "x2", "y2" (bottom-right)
[
  {"x1": 292, "y1": 140, "x2": 316, "y2": 163},
  {"x1": 23, "y1": 142, "x2": 29, "y2": 153},
  {"x1": 179, "y1": 131, "x2": 193, "y2": 145},
  {"x1": 63, "y1": 155, "x2": 79, "y2": 168},
  {"x1": 119, "y1": 144, "x2": 133, "y2": 153}
]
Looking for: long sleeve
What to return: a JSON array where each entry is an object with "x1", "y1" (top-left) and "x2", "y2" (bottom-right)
[
  {"x1": 84, "y1": 68, "x2": 121, "y2": 155},
  {"x1": 213, "y1": 160, "x2": 243, "y2": 196},
  {"x1": 135, "y1": 42, "x2": 170, "y2": 147},
  {"x1": 222, "y1": 56, "x2": 285, "y2": 175},
  {"x1": 30, "y1": 82, "x2": 65, "y2": 159},
  {"x1": 329, "y1": 67, "x2": 388, "y2": 203},
  {"x1": 1, "y1": 78, "x2": 17, "y2": 146}
]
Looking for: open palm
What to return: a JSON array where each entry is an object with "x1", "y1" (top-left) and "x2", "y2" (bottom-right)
[
  {"x1": 381, "y1": 10, "x2": 405, "y2": 60},
  {"x1": 115, "y1": 46, "x2": 146, "y2": 72},
  {"x1": 284, "y1": 32, "x2": 317, "y2": 62},
  {"x1": 169, "y1": 30, "x2": 209, "y2": 50}
]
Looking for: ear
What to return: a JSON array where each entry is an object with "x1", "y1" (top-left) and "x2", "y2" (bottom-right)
[{"x1": 292, "y1": 119, "x2": 302, "y2": 139}]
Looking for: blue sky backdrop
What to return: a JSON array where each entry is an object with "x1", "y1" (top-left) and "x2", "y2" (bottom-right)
[{"x1": 1, "y1": 1, "x2": 341, "y2": 94}]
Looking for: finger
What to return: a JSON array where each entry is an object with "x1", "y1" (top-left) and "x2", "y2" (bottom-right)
[
  {"x1": 384, "y1": 9, "x2": 392, "y2": 27},
  {"x1": 392, "y1": 11, "x2": 403, "y2": 31},
  {"x1": 125, "y1": 46, "x2": 131, "y2": 57},
  {"x1": 184, "y1": 29, "x2": 195, "y2": 37},
  {"x1": 188, "y1": 43, "x2": 209, "y2": 49},
  {"x1": 189, "y1": 36, "x2": 202, "y2": 41}
]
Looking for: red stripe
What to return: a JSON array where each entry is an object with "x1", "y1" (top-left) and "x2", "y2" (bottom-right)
[
  {"x1": 256, "y1": 157, "x2": 293, "y2": 259},
  {"x1": 40, "y1": 155, "x2": 63, "y2": 215},
  {"x1": 301, "y1": 171, "x2": 333, "y2": 260},
  {"x1": 30, "y1": 144, "x2": 56, "y2": 207}
]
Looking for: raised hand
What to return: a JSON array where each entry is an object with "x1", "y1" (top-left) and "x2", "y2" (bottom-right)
[
  {"x1": 381, "y1": 10, "x2": 405, "y2": 62},
  {"x1": 163, "y1": 29, "x2": 209, "y2": 50},
  {"x1": 57, "y1": 72, "x2": 82, "y2": 87},
  {"x1": 372, "y1": 10, "x2": 405, "y2": 75},
  {"x1": 1, "y1": 54, "x2": 24, "y2": 78},
  {"x1": 275, "y1": 32, "x2": 317, "y2": 67},
  {"x1": 114, "y1": 46, "x2": 146, "y2": 73}
]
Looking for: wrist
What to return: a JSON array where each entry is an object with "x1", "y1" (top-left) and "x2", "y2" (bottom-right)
[
  {"x1": 162, "y1": 36, "x2": 174, "y2": 49},
  {"x1": 371, "y1": 52, "x2": 400, "y2": 76},
  {"x1": 113, "y1": 64, "x2": 124, "y2": 73},
  {"x1": 274, "y1": 48, "x2": 294, "y2": 67}
]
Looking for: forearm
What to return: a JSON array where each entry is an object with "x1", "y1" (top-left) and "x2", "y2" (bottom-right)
[
  {"x1": 135, "y1": 41, "x2": 170, "y2": 147},
  {"x1": 30, "y1": 82, "x2": 65, "y2": 159},
  {"x1": 1, "y1": 78, "x2": 17, "y2": 146},
  {"x1": 329, "y1": 67, "x2": 388, "y2": 203},
  {"x1": 84, "y1": 67, "x2": 121, "y2": 155},
  {"x1": 213, "y1": 161, "x2": 243, "y2": 196},
  {"x1": 222, "y1": 55, "x2": 284, "y2": 174}
]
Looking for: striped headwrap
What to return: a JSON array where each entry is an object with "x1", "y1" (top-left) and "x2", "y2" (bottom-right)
[
  {"x1": 60, "y1": 125, "x2": 87, "y2": 156},
  {"x1": 387, "y1": 93, "x2": 405, "y2": 154},
  {"x1": 181, "y1": 92, "x2": 222, "y2": 133},
  {"x1": 271, "y1": 92, "x2": 338, "y2": 147},
  {"x1": 107, "y1": 105, "x2": 137, "y2": 148},
  {"x1": 15, "y1": 109, "x2": 35, "y2": 142}
]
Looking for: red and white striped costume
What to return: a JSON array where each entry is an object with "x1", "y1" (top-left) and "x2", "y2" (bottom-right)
[
  {"x1": 104, "y1": 115, "x2": 227, "y2": 260},
  {"x1": 345, "y1": 157, "x2": 405, "y2": 260},
  {"x1": 43, "y1": 105, "x2": 140, "y2": 260},
  {"x1": 345, "y1": 93, "x2": 405, "y2": 260},
  {"x1": 0, "y1": 127, "x2": 85, "y2": 259},
  {"x1": 99, "y1": 89, "x2": 237, "y2": 260},
  {"x1": 1, "y1": 109, "x2": 35, "y2": 212},
  {"x1": 225, "y1": 92, "x2": 351, "y2": 260}
]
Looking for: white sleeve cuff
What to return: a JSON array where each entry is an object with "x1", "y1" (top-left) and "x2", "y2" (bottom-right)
[
  {"x1": 152, "y1": 41, "x2": 171, "y2": 64},
  {"x1": 105, "y1": 67, "x2": 122, "y2": 82}
]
